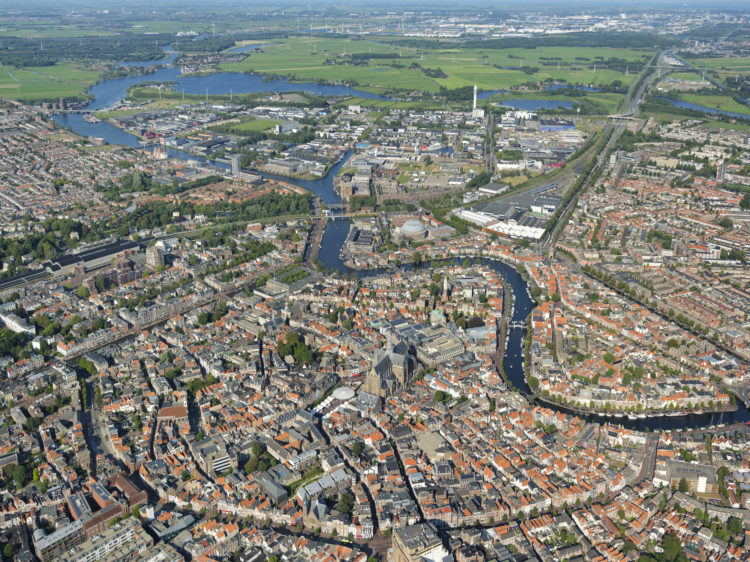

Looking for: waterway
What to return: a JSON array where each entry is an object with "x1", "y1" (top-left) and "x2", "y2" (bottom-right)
[
  {"x1": 54, "y1": 52, "x2": 750, "y2": 434},
  {"x1": 497, "y1": 99, "x2": 575, "y2": 111},
  {"x1": 117, "y1": 47, "x2": 179, "y2": 68},
  {"x1": 53, "y1": 47, "x2": 390, "y2": 141},
  {"x1": 226, "y1": 43, "x2": 273, "y2": 53},
  {"x1": 655, "y1": 96, "x2": 750, "y2": 120}
]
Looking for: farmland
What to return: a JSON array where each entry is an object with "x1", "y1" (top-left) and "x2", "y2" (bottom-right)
[
  {"x1": 677, "y1": 93, "x2": 750, "y2": 116},
  {"x1": 219, "y1": 36, "x2": 650, "y2": 95},
  {"x1": 0, "y1": 62, "x2": 102, "y2": 100}
]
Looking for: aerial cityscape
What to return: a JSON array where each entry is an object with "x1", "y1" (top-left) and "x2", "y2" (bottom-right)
[{"x1": 0, "y1": 1, "x2": 749, "y2": 561}]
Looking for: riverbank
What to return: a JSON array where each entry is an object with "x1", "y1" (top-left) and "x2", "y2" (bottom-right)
[{"x1": 534, "y1": 393, "x2": 738, "y2": 424}]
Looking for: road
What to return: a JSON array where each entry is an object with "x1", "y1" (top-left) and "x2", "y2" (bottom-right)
[
  {"x1": 634, "y1": 434, "x2": 658, "y2": 485},
  {"x1": 539, "y1": 50, "x2": 665, "y2": 252},
  {"x1": 485, "y1": 111, "x2": 496, "y2": 174}
]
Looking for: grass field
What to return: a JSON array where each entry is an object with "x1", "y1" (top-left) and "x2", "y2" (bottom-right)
[
  {"x1": 487, "y1": 91, "x2": 623, "y2": 115},
  {"x1": 219, "y1": 36, "x2": 650, "y2": 94},
  {"x1": 0, "y1": 62, "x2": 102, "y2": 100},
  {"x1": 125, "y1": 20, "x2": 232, "y2": 35},
  {"x1": 678, "y1": 93, "x2": 750, "y2": 116},
  {"x1": 687, "y1": 56, "x2": 750, "y2": 73},
  {"x1": 695, "y1": 119, "x2": 750, "y2": 133},
  {"x1": 227, "y1": 119, "x2": 281, "y2": 132},
  {"x1": 0, "y1": 25, "x2": 116, "y2": 38},
  {"x1": 333, "y1": 96, "x2": 459, "y2": 111},
  {"x1": 656, "y1": 71, "x2": 710, "y2": 86}
]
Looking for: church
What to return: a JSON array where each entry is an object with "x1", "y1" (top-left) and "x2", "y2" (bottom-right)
[{"x1": 362, "y1": 340, "x2": 412, "y2": 399}]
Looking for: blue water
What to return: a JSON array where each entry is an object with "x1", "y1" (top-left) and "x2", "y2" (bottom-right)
[
  {"x1": 52, "y1": 114, "x2": 142, "y2": 147},
  {"x1": 118, "y1": 47, "x2": 178, "y2": 68},
  {"x1": 51, "y1": 48, "x2": 750, "y2": 432},
  {"x1": 226, "y1": 43, "x2": 272, "y2": 53},
  {"x1": 53, "y1": 49, "x2": 391, "y2": 142},
  {"x1": 545, "y1": 84, "x2": 600, "y2": 92},
  {"x1": 656, "y1": 96, "x2": 750, "y2": 120},
  {"x1": 497, "y1": 99, "x2": 574, "y2": 110},
  {"x1": 262, "y1": 150, "x2": 352, "y2": 206},
  {"x1": 175, "y1": 72, "x2": 388, "y2": 99}
]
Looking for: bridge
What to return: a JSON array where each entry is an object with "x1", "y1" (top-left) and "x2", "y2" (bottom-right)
[
  {"x1": 46, "y1": 109, "x2": 94, "y2": 114},
  {"x1": 315, "y1": 211, "x2": 376, "y2": 220},
  {"x1": 509, "y1": 321, "x2": 526, "y2": 330}
]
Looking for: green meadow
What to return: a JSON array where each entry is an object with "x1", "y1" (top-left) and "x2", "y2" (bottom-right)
[
  {"x1": 219, "y1": 36, "x2": 650, "y2": 95},
  {"x1": 0, "y1": 62, "x2": 101, "y2": 100},
  {"x1": 677, "y1": 93, "x2": 750, "y2": 116}
]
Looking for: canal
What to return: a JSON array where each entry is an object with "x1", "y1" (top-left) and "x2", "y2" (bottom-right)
[{"x1": 56, "y1": 52, "x2": 750, "y2": 434}]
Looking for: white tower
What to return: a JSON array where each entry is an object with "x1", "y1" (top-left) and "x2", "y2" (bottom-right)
[{"x1": 472, "y1": 84, "x2": 484, "y2": 119}]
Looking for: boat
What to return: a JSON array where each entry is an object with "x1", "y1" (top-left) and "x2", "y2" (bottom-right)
[{"x1": 628, "y1": 414, "x2": 638, "y2": 421}]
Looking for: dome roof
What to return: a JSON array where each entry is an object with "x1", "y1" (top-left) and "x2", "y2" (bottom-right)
[
  {"x1": 332, "y1": 387, "x2": 355, "y2": 401},
  {"x1": 400, "y1": 220, "x2": 428, "y2": 235}
]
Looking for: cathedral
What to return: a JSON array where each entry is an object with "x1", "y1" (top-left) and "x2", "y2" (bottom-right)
[{"x1": 362, "y1": 340, "x2": 411, "y2": 399}]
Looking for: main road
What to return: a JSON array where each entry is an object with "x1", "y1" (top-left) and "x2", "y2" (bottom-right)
[{"x1": 539, "y1": 50, "x2": 666, "y2": 252}]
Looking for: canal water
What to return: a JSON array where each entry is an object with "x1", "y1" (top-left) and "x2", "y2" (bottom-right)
[
  {"x1": 54, "y1": 52, "x2": 750, "y2": 434},
  {"x1": 497, "y1": 99, "x2": 574, "y2": 111},
  {"x1": 53, "y1": 47, "x2": 390, "y2": 141},
  {"x1": 655, "y1": 96, "x2": 750, "y2": 120}
]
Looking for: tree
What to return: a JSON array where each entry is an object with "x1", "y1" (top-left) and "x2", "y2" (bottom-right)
[
  {"x1": 351, "y1": 441, "x2": 363, "y2": 457},
  {"x1": 551, "y1": 292, "x2": 560, "y2": 302},
  {"x1": 727, "y1": 515, "x2": 742, "y2": 535},
  {"x1": 741, "y1": 192, "x2": 750, "y2": 210},
  {"x1": 718, "y1": 217, "x2": 733, "y2": 229},
  {"x1": 3, "y1": 543, "x2": 15, "y2": 560},
  {"x1": 337, "y1": 491, "x2": 355, "y2": 514},
  {"x1": 678, "y1": 477, "x2": 688, "y2": 493},
  {"x1": 11, "y1": 464, "x2": 26, "y2": 490},
  {"x1": 661, "y1": 532, "x2": 684, "y2": 562},
  {"x1": 77, "y1": 285, "x2": 90, "y2": 299},
  {"x1": 244, "y1": 458, "x2": 257, "y2": 475}
]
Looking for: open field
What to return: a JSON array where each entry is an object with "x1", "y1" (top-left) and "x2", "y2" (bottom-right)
[
  {"x1": 687, "y1": 56, "x2": 750, "y2": 74},
  {"x1": 488, "y1": 91, "x2": 624, "y2": 115},
  {"x1": 694, "y1": 119, "x2": 750, "y2": 133},
  {"x1": 677, "y1": 93, "x2": 750, "y2": 116},
  {"x1": 334, "y1": 96, "x2": 462, "y2": 111},
  {"x1": 225, "y1": 119, "x2": 281, "y2": 132},
  {"x1": 0, "y1": 62, "x2": 102, "y2": 100},
  {"x1": 219, "y1": 36, "x2": 650, "y2": 94},
  {"x1": 656, "y1": 71, "x2": 710, "y2": 86},
  {"x1": 124, "y1": 20, "x2": 234, "y2": 35},
  {"x1": 0, "y1": 24, "x2": 116, "y2": 38}
]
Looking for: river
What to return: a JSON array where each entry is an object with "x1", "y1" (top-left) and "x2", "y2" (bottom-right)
[
  {"x1": 52, "y1": 47, "x2": 391, "y2": 141},
  {"x1": 655, "y1": 96, "x2": 750, "y2": 120},
  {"x1": 55, "y1": 51, "x2": 749, "y2": 434}
]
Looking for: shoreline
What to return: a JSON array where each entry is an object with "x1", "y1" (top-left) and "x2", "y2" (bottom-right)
[
  {"x1": 331, "y1": 253, "x2": 746, "y2": 431},
  {"x1": 534, "y1": 394, "x2": 738, "y2": 423}
]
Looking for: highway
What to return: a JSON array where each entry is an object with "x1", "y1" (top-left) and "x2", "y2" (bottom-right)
[{"x1": 539, "y1": 50, "x2": 666, "y2": 252}]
